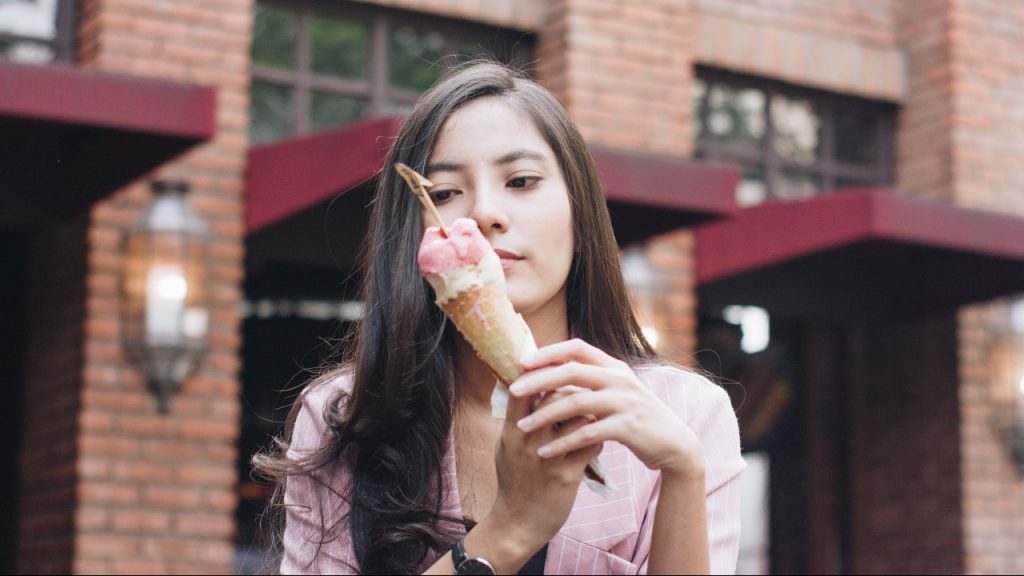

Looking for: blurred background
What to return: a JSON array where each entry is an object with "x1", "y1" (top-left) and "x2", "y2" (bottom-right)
[{"x1": 3, "y1": 0, "x2": 1024, "y2": 573}]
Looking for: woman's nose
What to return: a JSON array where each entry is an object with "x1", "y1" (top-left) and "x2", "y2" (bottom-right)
[{"x1": 469, "y1": 185, "x2": 509, "y2": 234}]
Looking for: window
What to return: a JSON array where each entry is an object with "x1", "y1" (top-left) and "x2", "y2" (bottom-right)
[
  {"x1": 250, "y1": 1, "x2": 534, "y2": 145},
  {"x1": 0, "y1": 0, "x2": 75, "y2": 64},
  {"x1": 694, "y1": 67, "x2": 895, "y2": 206}
]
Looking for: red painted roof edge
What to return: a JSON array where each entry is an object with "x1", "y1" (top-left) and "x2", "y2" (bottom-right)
[
  {"x1": 246, "y1": 117, "x2": 741, "y2": 234},
  {"x1": 245, "y1": 116, "x2": 403, "y2": 233},
  {"x1": 589, "y1": 146, "x2": 740, "y2": 216},
  {"x1": 696, "y1": 188, "x2": 1024, "y2": 284},
  {"x1": 0, "y1": 61, "x2": 215, "y2": 139}
]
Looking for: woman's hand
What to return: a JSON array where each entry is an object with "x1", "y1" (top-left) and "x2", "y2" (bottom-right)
[
  {"x1": 460, "y1": 389, "x2": 600, "y2": 574},
  {"x1": 491, "y1": 388, "x2": 602, "y2": 537},
  {"x1": 509, "y1": 339, "x2": 705, "y2": 480}
]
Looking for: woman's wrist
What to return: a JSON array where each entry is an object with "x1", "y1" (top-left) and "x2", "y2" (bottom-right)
[
  {"x1": 462, "y1": 509, "x2": 541, "y2": 574},
  {"x1": 658, "y1": 438, "x2": 706, "y2": 484}
]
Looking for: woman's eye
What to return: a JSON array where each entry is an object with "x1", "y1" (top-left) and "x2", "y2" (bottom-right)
[
  {"x1": 508, "y1": 176, "x2": 540, "y2": 189},
  {"x1": 428, "y1": 189, "x2": 459, "y2": 204}
]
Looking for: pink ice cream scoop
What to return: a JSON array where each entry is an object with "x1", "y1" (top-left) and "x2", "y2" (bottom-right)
[{"x1": 417, "y1": 218, "x2": 493, "y2": 277}]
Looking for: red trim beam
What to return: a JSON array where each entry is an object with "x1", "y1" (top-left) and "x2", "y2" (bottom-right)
[
  {"x1": 0, "y1": 61, "x2": 216, "y2": 225},
  {"x1": 246, "y1": 116, "x2": 402, "y2": 234},
  {"x1": 245, "y1": 116, "x2": 739, "y2": 246},
  {"x1": 696, "y1": 189, "x2": 1024, "y2": 319}
]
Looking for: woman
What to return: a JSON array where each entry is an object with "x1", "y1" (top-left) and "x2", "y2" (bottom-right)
[{"x1": 256, "y1": 61, "x2": 745, "y2": 575}]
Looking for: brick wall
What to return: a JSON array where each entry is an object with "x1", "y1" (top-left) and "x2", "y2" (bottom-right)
[
  {"x1": 16, "y1": 216, "x2": 89, "y2": 574},
  {"x1": 536, "y1": 0, "x2": 699, "y2": 362},
  {"x1": 943, "y1": 0, "x2": 1024, "y2": 572},
  {"x1": 693, "y1": 0, "x2": 904, "y2": 103},
  {"x1": 369, "y1": 0, "x2": 542, "y2": 31},
  {"x1": 893, "y1": 0, "x2": 955, "y2": 202},
  {"x1": 846, "y1": 314, "x2": 965, "y2": 574},
  {"x1": 69, "y1": 0, "x2": 251, "y2": 573}
]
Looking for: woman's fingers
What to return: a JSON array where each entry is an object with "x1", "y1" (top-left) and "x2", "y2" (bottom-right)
[
  {"x1": 509, "y1": 361, "x2": 615, "y2": 397},
  {"x1": 504, "y1": 382, "x2": 532, "y2": 425},
  {"x1": 537, "y1": 416, "x2": 630, "y2": 459},
  {"x1": 516, "y1": 389, "x2": 623, "y2": 433},
  {"x1": 520, "y1": 338, "x2": 623, "y2": 372}
]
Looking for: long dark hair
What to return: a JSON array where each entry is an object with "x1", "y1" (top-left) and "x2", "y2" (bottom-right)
[{"x1": 254, "y1": 61, "x2": 657, "y2": 574}]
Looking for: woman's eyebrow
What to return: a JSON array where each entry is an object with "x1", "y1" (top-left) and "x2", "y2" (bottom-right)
[
  {"x1": 425, "y1": 161, "x2": 463, "y2": 175},
  {"x1": 426, "y1": 149, "x2": 547, "y2": 175},
  {"x1": 495, "y1": 149, "x2": 547, "y2": 166}
]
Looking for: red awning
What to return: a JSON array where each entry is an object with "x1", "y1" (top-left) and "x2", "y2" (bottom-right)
[
  {"x1": 246, "y1": 116, "x2": 403, "y2": 235},
  {"x1": 696, "y1": 189, "x2": 1024, "y2": 319},
  {"x1": 245, "y1": 116, "x2": 739, "y2": 249},
  {"x1": 0, "y1": 61, "x2": 216, "y2": 226}
]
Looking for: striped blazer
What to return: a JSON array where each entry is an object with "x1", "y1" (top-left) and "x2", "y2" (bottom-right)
[{"x1": 281, "y1": 364, "x2": 745, "y2": 575}]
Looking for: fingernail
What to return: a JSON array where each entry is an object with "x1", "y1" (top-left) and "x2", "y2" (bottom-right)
[
  {"x1": 521, "y1": 352, "x2": 536, "y2": 366},
  {"x1": 517, "y1": 416, "x2": 534, "y2": 431},
  {"x1": 537, "y1": 445, "x2": 553, "y2": 457},
  {"x1": 508, "y1": 382, "x2": 525, "y2": 395}
]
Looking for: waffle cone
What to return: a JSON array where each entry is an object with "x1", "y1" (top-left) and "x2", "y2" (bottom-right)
[
  {"x1": 437, "y1": 282, "x2": 616, "y2": 496},
  {"x1": 440, "y1": 284, "x2": 533, "y2": 384}
]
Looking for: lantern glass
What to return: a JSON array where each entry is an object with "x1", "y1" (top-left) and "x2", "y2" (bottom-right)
[{"x1": 121, "y1": 180, "x2": 210, "y2": 412}]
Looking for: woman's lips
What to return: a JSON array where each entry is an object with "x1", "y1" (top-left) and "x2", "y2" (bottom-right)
[{"x1": 494, "y1": 248, "x2": 523, "y2": 270}]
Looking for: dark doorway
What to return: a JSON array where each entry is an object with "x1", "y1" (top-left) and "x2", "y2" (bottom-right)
[
  {"x1": 234, "y1": 260, "x2": 361, "y2": 573},
  {"x1": 0, "y1": 229, "x2": 30, "y2": 573}
]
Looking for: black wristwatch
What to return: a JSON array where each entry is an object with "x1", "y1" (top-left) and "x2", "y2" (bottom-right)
[{"x1": 452, "y1": 537, "x2": 496, "y2": 575}]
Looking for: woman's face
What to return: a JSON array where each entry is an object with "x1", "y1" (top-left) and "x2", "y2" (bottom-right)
[{"x1": 424, "y1": 96, "x2": 575, "y2": 327}]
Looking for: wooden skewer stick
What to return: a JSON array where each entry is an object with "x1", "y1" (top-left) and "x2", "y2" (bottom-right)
[{"x1": 395, "y1": 162, "x2": 449, "y2": 237}]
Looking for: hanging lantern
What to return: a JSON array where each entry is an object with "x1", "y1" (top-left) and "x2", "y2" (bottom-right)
[{"x1": 121, "y1": 180, "x2": 211, "y2": 413}]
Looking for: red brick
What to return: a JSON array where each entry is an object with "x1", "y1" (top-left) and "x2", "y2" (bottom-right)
[
  {"x1": 176, "y1": 464, "x2": 236, "y2": 486},
  {"x1": 142, "y1": 486, "x2": 204, "y2": 509},
  {"x1": 111, "y1": 509, "x2": 173, "y2": 533},
  {"x1": 75, "y1": 534, "x2": 140, "y2": 559},
  {"x1": 78, "y1": 481, "x2": 141, "y2": 506},
  {"x1": 175, "y1": 512, "x2": 236, "y2": 537}
]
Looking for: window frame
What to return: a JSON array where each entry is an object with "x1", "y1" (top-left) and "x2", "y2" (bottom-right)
[
  {"x1": 252, "y1": 0, "x2": 534, "y2": 139},
  {"x1": 694, "y1": 66, "x2": 896, "y2": 200},
  {"x1": 0, "y1": 0, "x2": 77, "y2": 63}
]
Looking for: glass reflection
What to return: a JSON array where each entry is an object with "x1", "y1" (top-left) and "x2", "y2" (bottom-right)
[
  {"x1": 389, "y1": 26, "x2": 446, "y2": 92},
  {"x1": 252, "y1": 4, "x2": 296, "y2": 69},
  {"x1": 771, "y1": 95, "x2": 819, "y2": 164},
  {"x1": 310, "y1": 15, "x2": 368, "y2": 79},
  {"x1": 702, "y1": 84, "x2": 766, "y2": 148}
]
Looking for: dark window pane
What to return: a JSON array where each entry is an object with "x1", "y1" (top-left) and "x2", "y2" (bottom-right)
[
  {"x1": 310, "y1": 15, "x2": 369, "y2": 79},
  {"x1": 389, "y1": 26, "x2": 446, "y2": 92},
  {"x1": 310, "y1": 91, "x2": 365, "y2": 131},
  {"x1": 774, "y1": 169, "x2": 821, "y2": 201},
  {"x1": 771, "y1": 95, "x2": 820, "y2": 164},
  {"x1": 252, "y1": 4, "x2": 296, "y2": 69},
  {"x1": 692, "y1": 76, "x2": 708, "y2": 141},
  {"x1": 700, "y1": 83, "x2": 765, "y2": 149},
  {"x1": 834, "y1": 177, "x2": 873, "y2": 191},
  {"x1": 250, "y1": 80, "x2": 293, "y2": 144},
  {"x1": 835, "y1": 109, "x2": 879, "y2": 166}
]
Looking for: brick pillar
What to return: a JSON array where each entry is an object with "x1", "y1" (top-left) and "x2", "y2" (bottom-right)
[
  {"x1": 893, "y1": 0, "x2": 955, "y2": 202},
  {"x1": 16, "y1": 216, "x2": 89, "y2": 574},
  {"x1": 536, "y1": 0, "x2": 699, "y2": 361},
  {"x1": 897, "y1": 0, "x2": 1024, "y2": 573},
  {"x1": 846, "y1": 315, "x2": 964, "y2": 574},
  {"x1": 65, "y1": 1, "x2": 252, "y2": 573},
  {"x1": 942, "y1": 0, "x2": 1024, "y2": 572}
]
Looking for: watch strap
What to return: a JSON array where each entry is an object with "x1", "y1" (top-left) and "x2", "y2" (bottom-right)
[
  {"x1": 452, "y1": 537, "x2": 496, "y2": 575},
  {"x1": 452, "y1": 537, "x2": 469, "y2": 568}
]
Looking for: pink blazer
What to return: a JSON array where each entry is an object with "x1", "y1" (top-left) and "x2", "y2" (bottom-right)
[{"x1": 282, "y1": 364, "x2": 746, "y2": 575}]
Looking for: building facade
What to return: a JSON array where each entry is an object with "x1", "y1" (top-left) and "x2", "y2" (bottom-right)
[{"x1": 3, "y1": 0, "x2": 1024, "y2": 574}]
